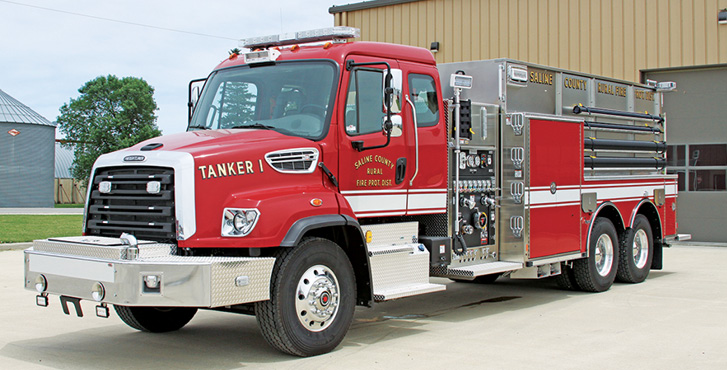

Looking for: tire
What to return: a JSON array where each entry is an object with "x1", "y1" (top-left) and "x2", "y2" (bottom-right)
[
  {"x1": 617, "y1": 214, "x2": 654, "y2": 283},
  {"x1": 255, "y1": 237, "x2": 356, "y2": 357},
  {"x1": 450, "y1": 274, "x2": 500, "y2": 284},
  {"x1": 554, "y1": 262, "x2": 579, "y2": 291},
  {"x1": 573, "y1": 218, "x2": 619, "y2": 292},
  {"x1": 114, "y1": 306, "x2": 197, "y2": 333}
]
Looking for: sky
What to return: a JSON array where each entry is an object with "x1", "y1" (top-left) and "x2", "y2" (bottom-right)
[{"x1": 0, "y1": 0, "x2": 352, "y2": 136}]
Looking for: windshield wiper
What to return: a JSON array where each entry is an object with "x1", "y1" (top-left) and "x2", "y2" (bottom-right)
[
  {"x1": 231, "y1": 123, "x2": 275, "y2": 130},
  {"x1": 188, "y1": 125, "x2": 210, "y2": 130}
]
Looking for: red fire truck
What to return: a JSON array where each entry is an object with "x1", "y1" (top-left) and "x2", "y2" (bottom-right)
[{"x1": 25, "y1": 27, "x2": 688, "y2": 356}]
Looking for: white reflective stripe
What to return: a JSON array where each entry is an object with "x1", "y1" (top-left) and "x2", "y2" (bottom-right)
[
  {"x1": 408, "y1": 188, "x2": 447, "y2": 193},
  {"x1": 343, "y1": 188, "x2": 447, "y2": 216},
  {"x1": 340, "y1": 189, "x2": 407, "y2": 195},
  {"x1": 354, "y1": 211, "x2": 407, "y2": 217},
  {"x1": 528, "y1": 184, "x2": 674, "y2": 207},
  {"x1": 29, "y1": 254, "x2": 115, "y2": 283},
  {"x1": 407, "y1": 209, "x2": 446, "y2": 215},
  {"x1": 581, "y1": 181, "x2": 665, "y2": 188},
  {"x1": 528, "y1": 188, "x2": 580, "y2": 206},
  {"x1": 529, "y1": 185, "x2": 580, "y2": 191},
  {"x1": 666, "y1": 183, "x2": 678, "y2": 195},
  {"x1": 594, "y1": 185, "x2": 665, "y2": 200},
  {"x1": 407, "y1": 192, "x2": 447, "y2": 210},
  {"x1": 529, "y1": 202, "x2": 581, "y2": 209},
  {"x1": 345, "y1": 194, "x2": 407, "y2": 213}
]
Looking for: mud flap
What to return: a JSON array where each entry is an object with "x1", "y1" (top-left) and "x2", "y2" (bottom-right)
[
  {"x1": 60, "y1": 296, "x2": 83, "y2": 317},
  {"x1": 651, "y1": 241, "x2": 663, "y2": 270}
]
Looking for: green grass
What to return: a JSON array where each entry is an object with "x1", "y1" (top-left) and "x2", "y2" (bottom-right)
[
  {"x1": 54, "y1": 204, "x2": 85, "y2": 208},
  {"x1": 0, "y1": 215, "x2": 84, "y2": 243}
]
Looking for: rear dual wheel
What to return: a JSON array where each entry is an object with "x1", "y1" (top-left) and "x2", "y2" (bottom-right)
[
  {"x1": 617, "y1": 215, "x2": 654, "y2": 283},
  {"x1": 573, "y1": 218, "x2": 619, "y2": 292}
]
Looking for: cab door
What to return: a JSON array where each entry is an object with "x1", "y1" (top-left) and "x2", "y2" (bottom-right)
[
  {"x1": 338, "y1": 57, "x2": 410, "y2": 218},
  {"x1": 401, "y1": 63, "x2": 448, "y2": 215}
]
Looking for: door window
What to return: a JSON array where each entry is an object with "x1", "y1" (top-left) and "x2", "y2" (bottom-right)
[
  {"x1": 408, "y1": 74, "x2": 439, "y2": 127},
  {"x1": 345, "y1": 69, "x2": 384, "y2": 136}
]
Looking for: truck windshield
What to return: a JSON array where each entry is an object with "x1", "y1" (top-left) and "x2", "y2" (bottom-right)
[{"x1": 188, "y1": 61, "x2": 337, "y2": 140}]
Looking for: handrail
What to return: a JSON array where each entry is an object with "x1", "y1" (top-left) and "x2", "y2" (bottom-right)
[{"x1": 573, "y1": 104, "x2": 664, "y2": 123}]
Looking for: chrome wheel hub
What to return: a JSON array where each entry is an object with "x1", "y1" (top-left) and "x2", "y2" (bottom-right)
[
  {"x1": 632, "y1": 229, "x2": 649, "y2": 269},
  {"x1": 594, "y1": 234, "x2": 614, "y2": 277},
  {"x1": 295, "y1": 265, "x2": 340, "y2": 332}
]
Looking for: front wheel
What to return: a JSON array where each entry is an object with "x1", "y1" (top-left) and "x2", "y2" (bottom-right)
[
  {"x1": 255, "y1": 237, "x2": 356, "y2": 357},
  {"x1": 573, "y1": 218, "x2": 619, "y2": 292},
  {"x1": 114, "y1": 306, "x2": 197, "y2": 332},
  {"x1": 617, "y1": 214, "x2": 654, "y2": 283}
]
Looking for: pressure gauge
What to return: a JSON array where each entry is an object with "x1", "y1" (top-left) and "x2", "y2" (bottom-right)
[
  {"x1": 474, "y1": 155, "x2": 481, "y2": 167},
  {"x1": 459, "y1": 152, "x2": 467, "y2": 170},
  {"x1": 467, "y1": 155, "x2": 476, "y2": 168}
]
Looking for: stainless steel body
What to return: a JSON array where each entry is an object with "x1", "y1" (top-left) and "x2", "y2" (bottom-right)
[{"x1": 438, "y1": 59, "x2": 668, "y2": 275}]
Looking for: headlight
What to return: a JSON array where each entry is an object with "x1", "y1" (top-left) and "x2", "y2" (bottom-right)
[{"x1": 222, "y1": 208, "x2": 260, "y2": 237}]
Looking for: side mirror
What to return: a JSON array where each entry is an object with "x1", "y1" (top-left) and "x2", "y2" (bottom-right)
[
  {"x1": 188, "y1": 78, "x2": 207, "y2": 123},
  {"x1": 389, "y1": 115, "x2": 402, "y2": 137},
  {"x1": 384, "y1": 69, "x2": 403, "y2": 114}
]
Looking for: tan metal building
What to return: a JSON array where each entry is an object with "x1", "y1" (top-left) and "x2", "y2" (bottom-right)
[
  {"x1": 330, "y1": 0, "x2": 727, "y2": 242},
  {"x1": 331, "y1": 0, "x2": 727, "y2": 81}
]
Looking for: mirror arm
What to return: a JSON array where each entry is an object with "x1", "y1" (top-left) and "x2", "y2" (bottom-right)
[
  {"x1": 346, "y1": 60, "x2": 394, "y2": 152},
  {"x1": 352, "y1": 124, "x2": 392, "y2": 152},
  {"x1": 188, "y1": 78, "x2": 207, "y2": 123}
]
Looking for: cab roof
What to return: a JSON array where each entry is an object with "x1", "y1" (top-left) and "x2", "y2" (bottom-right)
[{"x1": 215, "y1": 41, "x2": 436, "y2": 71}]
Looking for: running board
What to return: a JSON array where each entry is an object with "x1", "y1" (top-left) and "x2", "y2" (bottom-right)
[
  {"x1": 374, "y1": 283, "x2": 445, "y2": 301},
  {"x1": 445, "y1": 261, "x2": 523, "y2": 280},
  {"x1": 364, "y1": 222, "x2": 446, "y2": 302}
]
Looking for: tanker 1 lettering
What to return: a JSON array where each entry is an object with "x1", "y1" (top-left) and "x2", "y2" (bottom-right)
[
  {"x1": 353, "y1": 154, "x2": 394, "y2": 187},
  {"x1": 198, "y1": 159, "x2": 264, "y2": 179}
]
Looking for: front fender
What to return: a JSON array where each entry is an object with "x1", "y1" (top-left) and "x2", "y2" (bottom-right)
[{"x1": 181, "y1": 187, "x2": 341, "y2": 249}]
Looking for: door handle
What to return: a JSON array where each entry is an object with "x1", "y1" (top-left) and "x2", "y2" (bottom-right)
[{"x1": 395, "y1": 157, "x2": 407, "y2": 185}]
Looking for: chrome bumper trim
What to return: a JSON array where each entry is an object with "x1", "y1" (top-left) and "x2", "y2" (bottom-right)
[{"x1": 24, "y1": 238, "x2": 274, "y2": 307}]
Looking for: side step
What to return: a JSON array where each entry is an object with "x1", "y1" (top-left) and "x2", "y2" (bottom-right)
[
  {"x1": 363, "y1": 222, "x2": 446, "y2": 302},
  {"x1": 369, "y1": 243, "x2": 446, "y2": 301},
  {"x1": 445, "y1": 261, "x2": 523, "y2": 280}
]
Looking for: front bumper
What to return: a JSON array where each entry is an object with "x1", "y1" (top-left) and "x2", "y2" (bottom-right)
[{"x1": 24, "y1": 236, "x2": 275, "y2": 307}]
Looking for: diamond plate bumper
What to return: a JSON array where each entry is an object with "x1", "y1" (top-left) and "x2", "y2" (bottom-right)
[{"x1": 24, "y1": 237, "x2": 275, "y2": 307}]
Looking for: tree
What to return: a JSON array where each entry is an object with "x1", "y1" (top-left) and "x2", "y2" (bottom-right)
[{"x1": 57, "y1": 75, "x2": 162, "y2": 184}]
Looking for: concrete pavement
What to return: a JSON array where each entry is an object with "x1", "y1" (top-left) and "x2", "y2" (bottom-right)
[{"x1": 1, "y1": 245, "x2": 726, "y2": 369}]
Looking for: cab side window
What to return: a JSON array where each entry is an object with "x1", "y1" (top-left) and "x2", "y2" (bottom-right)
[
  {"x1": 345, "y1": 69, "x2": 384, "y2": 136},
  {"x1": 408, "y1": 74, "x2": 439, "y2": 127}
]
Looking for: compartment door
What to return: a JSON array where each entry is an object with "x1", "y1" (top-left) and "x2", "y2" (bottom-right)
[{"x1": 527, "y1": 119, "x2": 583, "y2": 259}]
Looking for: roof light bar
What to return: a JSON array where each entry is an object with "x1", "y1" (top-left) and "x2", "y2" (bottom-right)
[{"x1": 241, "y1": 26, "x2": 360, "y2": 49}]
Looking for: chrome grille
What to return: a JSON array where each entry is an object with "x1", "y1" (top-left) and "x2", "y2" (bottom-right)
[
  {"x1": 265, "y1": 148, "x2": 319, "y2": 173},
  {"x1": 86, "y1": 166, "x2": 176, "y2": 241}
]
